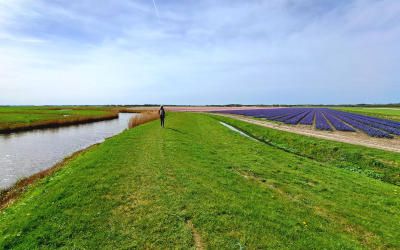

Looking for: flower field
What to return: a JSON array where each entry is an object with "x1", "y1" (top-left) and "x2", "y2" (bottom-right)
[{"x1": 216, "y1": 108, "x2": 400, "y2": 138}]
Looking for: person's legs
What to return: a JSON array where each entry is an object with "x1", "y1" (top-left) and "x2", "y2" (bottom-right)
[
  {"x1": 160, "y1": 116, "x2": 165, "y2": 128},
  {"x1": 162, "y1": 117, "x2": 165, "y2": 128}
]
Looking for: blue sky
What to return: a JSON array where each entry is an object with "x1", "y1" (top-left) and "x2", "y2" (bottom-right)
[{"x1": 0, "y1": 0, "x2": 399, "y2": 105}]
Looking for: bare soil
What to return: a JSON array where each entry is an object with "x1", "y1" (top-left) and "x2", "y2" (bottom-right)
[{"x1": 217, "y1": 114, "x2": 400, "y2": 153}]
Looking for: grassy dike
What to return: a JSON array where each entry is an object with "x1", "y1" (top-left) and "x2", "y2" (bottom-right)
[{"x1": 0, "y1": 113, "x2": 399, "y2": 249}]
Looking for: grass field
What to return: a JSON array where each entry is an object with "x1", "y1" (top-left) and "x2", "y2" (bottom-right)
[
  {"x1": 216, "y1": 115, "x2": 400, "y2": 185},
  {"x1": 0, "y1": 106, "x2": 118, "y2": 133},
  {"x1": 1, "y1": 112, "x2": 399, "y2": 249},
  {"x1": 334, "y1": 107, "x2": 400, "y2": 121}
]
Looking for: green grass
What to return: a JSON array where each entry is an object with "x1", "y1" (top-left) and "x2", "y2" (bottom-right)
[
  {"x1": 215, "y1": 115, "x2": 400, "y2": 186},
  {"x1": 0, "y1": 106, "x2": 117, "y2": 132},
  {"x1": 1, "y1": 113, "x2": 399, "y2": 249},
  {"x1": 333, "y1": 107, "x2": 400, "y2": 121}
]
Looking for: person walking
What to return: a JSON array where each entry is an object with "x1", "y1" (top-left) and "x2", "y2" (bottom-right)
[{"x1": 159, "y1": 105, "x2": 166, "y2": 128}]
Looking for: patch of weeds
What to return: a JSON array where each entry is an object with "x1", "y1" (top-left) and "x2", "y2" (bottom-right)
[
  {"x1": 337, "y1": 165, "x2": 383, "y2": 180},
  {"x1": 370, "y1": 159, "x2": 385, "y2": 168}
]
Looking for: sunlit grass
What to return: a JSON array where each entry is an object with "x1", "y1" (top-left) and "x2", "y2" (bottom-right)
[{"x1": 0, "y1": 113, "x2": 399, "y2": 248}]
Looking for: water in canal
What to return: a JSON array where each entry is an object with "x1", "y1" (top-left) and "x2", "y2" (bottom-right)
[{"x1": 0, "y1": 113, "x2": 136, "y2": 189}]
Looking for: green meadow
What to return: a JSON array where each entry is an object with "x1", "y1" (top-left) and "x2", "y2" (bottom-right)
[
  {"x1": 334, "y1": 107, "x2": 400, "y2": 121},
  {"x1": 0, "y1": 106, "x2": 117, "y2": 133},
  {"x1": 1, "y1": 112, "x2": 399, "y2": 249}
]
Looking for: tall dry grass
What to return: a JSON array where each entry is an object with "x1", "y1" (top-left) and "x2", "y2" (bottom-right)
[
  {"x1": 0, "y1": 113, "x2": 118, "y2": 134},
  {"x1": 128, "y1": 111, "x2": 159, "y2": 129}
]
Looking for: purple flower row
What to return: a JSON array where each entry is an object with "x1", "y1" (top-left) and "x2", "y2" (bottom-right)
[{"x1": 215, "y1": 108, "x2": 400, "y2": 138}]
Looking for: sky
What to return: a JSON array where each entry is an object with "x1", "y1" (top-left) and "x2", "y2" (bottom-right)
[{"x1": 0, "y1": 0, "x2": 399, "y2": 105}]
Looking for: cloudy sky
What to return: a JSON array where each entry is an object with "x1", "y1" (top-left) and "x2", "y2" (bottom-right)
[{"x1": 0, "y1": 0, "x2": 399, "y2": 105}]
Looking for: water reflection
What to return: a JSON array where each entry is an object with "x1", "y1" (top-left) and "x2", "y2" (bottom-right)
[{"x1": 0, "y1": 113, "x2": 136, "y2": 189}]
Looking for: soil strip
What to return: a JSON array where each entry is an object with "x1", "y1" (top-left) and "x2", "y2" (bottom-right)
[
  {"x1": 186, "y1": 220, "x2": 204, "y2": 250},
  {"x1": 215, "y1": 114, "x2": 400, "y2": 153}
]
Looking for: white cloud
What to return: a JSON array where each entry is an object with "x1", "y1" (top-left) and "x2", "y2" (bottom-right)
[{"x1": 0, "y1": 0, "x2": 399, "y2": 105}]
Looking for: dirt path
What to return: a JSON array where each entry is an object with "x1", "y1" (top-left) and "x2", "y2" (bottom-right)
[
  {"x1": 217, "y1": 114, "x2": 400, "y2": 153},
  {"x1": 186, "y1": 220, "x2": 205, "y2": 250}
]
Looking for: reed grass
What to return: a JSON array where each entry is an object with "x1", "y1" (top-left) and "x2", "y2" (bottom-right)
[
  {"x1": 0, "y1": 112, "x2": 118, "y2": 134},
  {"x1": 128, "y1": 111, "x2": 160, "y2": 129},
  {"x1": 118, "y1": 108, "x2": 158, "y2": 113}
]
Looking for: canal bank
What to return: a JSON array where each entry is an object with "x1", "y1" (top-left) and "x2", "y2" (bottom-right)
[
  {"x1": 0, "y1": 107, "x2": 122, "y2": 134},
  {"x1": 0, "y1": 143, "x2": 99, "y2": 210},
  {"x1": 0, "y1": 113, "x2": 136, "y2": 189}
]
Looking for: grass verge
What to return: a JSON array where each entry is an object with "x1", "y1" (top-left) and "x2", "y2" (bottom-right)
[{"x1": 214, "y1": 115, "x2": 400, "y2": 186}]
